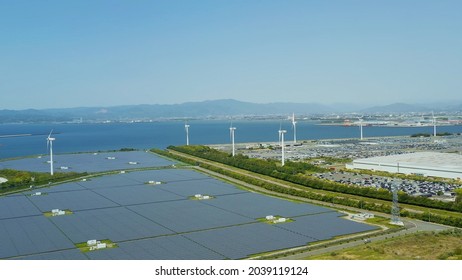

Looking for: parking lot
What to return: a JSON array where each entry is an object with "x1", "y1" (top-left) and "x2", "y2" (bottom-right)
[
  {"x1": 213, "y1": 134, "x2": 462, "y2": 161},
  {"x1": 314, "y1": 171, "x2": 459, "y2": 201}
]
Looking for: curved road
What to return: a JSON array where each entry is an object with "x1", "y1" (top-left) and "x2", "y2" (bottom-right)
[{"x1": 167, "y1": 150, "x2": 453, "y2": 259}]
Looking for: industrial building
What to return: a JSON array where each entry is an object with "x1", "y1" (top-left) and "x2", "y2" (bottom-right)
[{"x1": 346, "y1": 152, "x2": 462, "y2": 180}]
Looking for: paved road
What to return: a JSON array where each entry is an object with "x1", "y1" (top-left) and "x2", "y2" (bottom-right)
[{"x1": 167, "y1": 150, "x2": 454, "y2": 259}]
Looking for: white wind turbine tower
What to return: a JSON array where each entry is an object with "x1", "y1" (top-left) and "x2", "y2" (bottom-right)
[
  {"x1": 358, "y1": 116, "x2": 364, "y2": 140},
  {"x1": 46, "y1": 130, "x2": 55, "y2": 176},
  {"x1": 278, "y1": 128, "x2": 287, "y2": 166},
  {"x1": 229, "y1": 125, "x2": 236, "y2": 157},
  {"x1": 291, "y1": 113, "x2": 297, "y2": 144},
  {"x1": 184, "y1": 123, "x2": 190, "y2": 145},
  {"x1": 432, "y1": 111, "x2": 437, "y2": 137}
]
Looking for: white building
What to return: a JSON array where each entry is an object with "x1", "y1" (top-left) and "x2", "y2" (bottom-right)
[
  {"x1": 96, "y1": 243, "x2": 107, "y2": 249},
  {"x1": 347, "y1": 152, "x2": 462, "y2": 180}
]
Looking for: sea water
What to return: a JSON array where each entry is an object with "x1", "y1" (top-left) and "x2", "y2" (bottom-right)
[{"x1": 0, "y1": 121, "x2": 461, "y2": 159}]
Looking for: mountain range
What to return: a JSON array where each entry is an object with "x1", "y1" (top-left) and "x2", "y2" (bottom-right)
[{"x1": 0, "y1": 99, "x2": 461, "y2": 123}]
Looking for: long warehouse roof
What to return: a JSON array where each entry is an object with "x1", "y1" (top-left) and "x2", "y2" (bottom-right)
[{"x1": 354, "y1": 152, "x2": 462, "y2": 170}]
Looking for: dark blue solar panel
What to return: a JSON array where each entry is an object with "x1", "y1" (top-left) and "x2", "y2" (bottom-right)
[
  {"x1": 276, "y1": 212, "x2": 378, "y2": 240},
  {"x1": 0, "y1": 196, "x2": 42, "y2": 219},
  {"x1": 159, "y1": 179, "x2": 245, "y2": 198},
  {"x1": 15, "y1": 249, "x2": 88, "y2": 260},
  {"x1": 128, "y1": 200, "x2": 254, "y2": 233},
  {"x1": 122, "y1": 169, "x2": 212, "y2": 184},
  {"x1": 0, "y1": 151, "x2": 175, "y2": 173},
  {"x1": 28, "y1": 189, "x2": 118, "y2": 212},
  {"x1": 86, "y1": 235, "x2": 225, "y2": 260},
  {"x1": 0, "y1": 162, "x2": 380, "y2": 260},
  {"x1": 23, "y1": 182, "x2": 86, "y2": 195},
  {"x1": 0, "y1": 216, "x2": 75, "y2": 259},
  {"x1": 77, "y1": 174, "x2": 140, "y2": 189},
  {"x1": 51, "y1": 207, "x2": 173, "y2": 243},
  {"x1": 184, "y1": 223, "x2": 318, "y2": 259},
  {"x1": 200, "y1": 192, "x2": 333, "y2": 219},
  {"x1": 93, "y1": 185, "x2": 183, "y2": 205}
]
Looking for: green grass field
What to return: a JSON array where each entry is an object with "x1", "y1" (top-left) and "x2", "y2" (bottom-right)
[{"x1": 307, "y1": 229, "x2": 462, "y2": 260}]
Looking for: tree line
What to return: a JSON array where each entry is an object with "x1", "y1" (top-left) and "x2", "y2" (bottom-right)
[
  {"x1": 165, "y1": 145, "x2": 462, "y2": 213},
  {"x1": 152, "y1": 147, "x2": 462, "y2": 228},
  {"x1": 0, "y1": 169, "x2": 86, "y2": 194}
]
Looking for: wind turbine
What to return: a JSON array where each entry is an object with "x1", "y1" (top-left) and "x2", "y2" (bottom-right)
[
  {"x1": 184, "y1": 122, "x2": 190, "y2": 145},
  {"x1": 229, "y1": 125, "x2": 236, "y2": 157},
  {"x1": 291, "y1": 113, "x2": 297, "y2": 144},
  {"x1": 358, "y1": 116, "x2": 364, "y2": 140},
  {"x1": 432, "y1": 111, "x2": 437, "y2": 137},
  {"x1": 278, "y1": 129, "x2": 287, "y2": 166},
  {"x1": 46, "y1": 130, "x2": 55, "y2": 176}
]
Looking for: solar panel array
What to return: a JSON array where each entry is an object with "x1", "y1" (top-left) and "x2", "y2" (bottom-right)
[
  {"x1": 0, "y1": 158, "x2": 378, "y2": 259},
  {"x1": 0, "y1": 151, "x2": 176, "y2": 173},
  {"x1": 275, "y1": 212, "x2": 377, "y2": 240},
  {"x1": 86, "y1": 236, "x2": 226, "y2": 260},
  {"x1": 183, "y1": 223, "x2": 319, "y2": 259},
  {"x1": 93, "y1": 185, "x2": 183, "y2": 205},
  {"x1": 200, "y1": 192, "x2": 333, "y2": 219},
  {"x1": 16, "y1": 249, "x2": 88, "y2": 260},
  {"x1": 0, "y1": 196, "x2": 42, "y2": 219},
  {"x1": 128, "y1": 200, "x2": 254, "y2": 233},
  {"x1": 28, "y1": 190, "x2": 118, "y2": 212},
  {"x1": 51, "y1": 207, "x2": 173, "y2": 243},
  {"x1": 0, "y1": 216, "x2": 75, "y2": 259}
]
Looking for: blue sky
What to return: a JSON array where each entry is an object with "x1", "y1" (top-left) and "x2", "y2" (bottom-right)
[{"x1": 1, "y1": 0, "x2": 461, "y2": 109}]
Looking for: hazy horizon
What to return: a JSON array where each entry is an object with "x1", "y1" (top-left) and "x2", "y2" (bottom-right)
[
  {"x1": 1, "y1": 1, "x2": 461, "y2": 110},
  {"x1": 1, "y1": 98, "x2": 462, "y2": 112}
]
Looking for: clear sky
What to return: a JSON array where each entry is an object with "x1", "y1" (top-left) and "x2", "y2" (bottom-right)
[{"x1": 1, "y1": 0, "x2": 461, "y2": 109}]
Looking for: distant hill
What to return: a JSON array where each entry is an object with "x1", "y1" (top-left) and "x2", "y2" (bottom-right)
[
  {"x1": 1, "y1": 99, "x2": 460, "y2": 123},
  {"x1": 0, "y1": 99, "x2": 334, "y2": 123},
  {"x1": 360, "y1": 103, "x2": 430, "y2": 113}
]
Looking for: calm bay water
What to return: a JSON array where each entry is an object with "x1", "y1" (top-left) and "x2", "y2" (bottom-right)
[{"x1": 1, "y1": 120, "x2": 461, "y2": 159}]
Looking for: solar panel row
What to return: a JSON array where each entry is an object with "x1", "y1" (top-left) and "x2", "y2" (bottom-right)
[
  {"x1": 275, "y1": 212, "x2": 377, "y2": 240},
  {"x1": 86, "y1": 235, "x2": 226, "y2": 260},
  {"x1": 50, "y1": 207, "x2": 173, "y2": 243},
  {"x1": 0, "y1": 158, "x2": 378, "y2": 259},
  {"x1": 0, "y1": 216, "x2": 75, "y2": 259},
  {"x1": 0, "y1": 151, "x2": 176, "y2": 173},
  {"x1": 183, "y1": 223, "x2": 318, "y2": 259},
  {"x1": 0, "y1": 196, "x2": 42, "y2": 220},
  {"x1": 127, "y1": 200, "x2": 254, "y2": 233}
]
